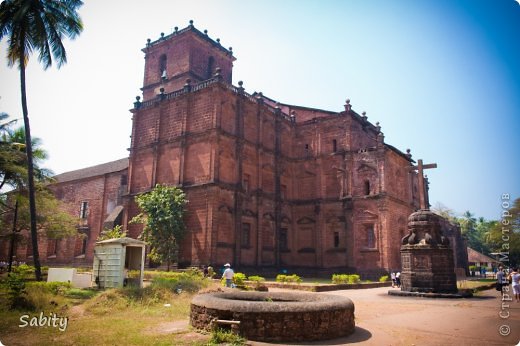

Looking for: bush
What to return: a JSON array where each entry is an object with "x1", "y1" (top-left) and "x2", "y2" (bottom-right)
[
  {"x1": 276, "y1": 274, "x2": 302, "y2": 284},
  {"x1": 379, "y1": 275, "x2": 389, "y2": 282},
  {"x1": 332, "y1": 274, "x2": 361, "y2": 284},
  {"x1": 233, "y1": 273, "x2": 247, "y2": 286},
  {"x1": 5, "y1": 272, "x2": 27, "y2": 309},
  {"x1": 248, "y1": 275, "x2": 265, "y2": 283},
  {"x1": 151, "y1": 271, "x2": 207, "y2": 293},
  {"x1": 27, "y1": 281, "x2": 71, "y2": 295}
]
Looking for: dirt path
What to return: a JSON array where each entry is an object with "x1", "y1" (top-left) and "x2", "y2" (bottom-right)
[{"x1": 249, "y1": 287, "x2": 520, "y2": 346}]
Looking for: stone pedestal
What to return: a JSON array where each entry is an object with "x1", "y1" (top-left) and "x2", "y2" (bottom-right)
[
  {"x1": 399, "y1": 210, "x2": 457, "y2": 294},
  {"x1": 400, "y1": 246, "x2": 457, "y2": 293}
]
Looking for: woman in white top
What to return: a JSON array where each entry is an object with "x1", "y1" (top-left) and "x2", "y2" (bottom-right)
[{"x1": 509, "y1": 267, "x2": 520, "y2": 302}]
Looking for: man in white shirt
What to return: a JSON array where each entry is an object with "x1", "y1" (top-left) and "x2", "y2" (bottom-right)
[{"x1": 222, "y1": 263, "x2": 234, "y2": 287}]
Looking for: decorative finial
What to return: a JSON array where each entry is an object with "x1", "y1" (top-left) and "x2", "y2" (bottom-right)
[
  {"x1": 184, "y1": 79, "x2": 192, "y2": 92},
  {"x1": 238, "y1": 81, "x2": 243, "y2": 87},
  {"x1": 174, "y1": 26, "x2": 178, "y2": 33},
  {"x1": 204, "y1": 29, "x2": 208, "y2": 35},
  {"x1": 189, "y1": 20, "x2": 194, "y2": 26},
  {"x1": 216, "y1": 38, "x2": 220, "y2": 44},
  {"x1": 159, "y1": 87, "x2": 165, "y2": 94},
  {"x1": 362, "y1": 111, "x2": 367, "y2": 121},
  {"x1": 406, "y1": 149, "x2": 412, "y2": 159},
  {"x1": 344, "y1": 98, "x2": 352, "y2": 113},
  {"x1": 146, "y1": 38, "x2": 151, "y2": 47},
  {"x1": 134, "y1": 96, "x2": 142, "y2": 109},
  {"x1": 160, "y1": 32, "x2": 164, "y2": 38},
  {"x1": 229, "y1": 47, "x2": 233, "y2": 52},
  {"x1": 376, "y1": 122, "x2": 381, "y2": 132}
]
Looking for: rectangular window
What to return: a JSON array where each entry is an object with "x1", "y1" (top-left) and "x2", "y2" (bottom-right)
[
  {"x1": 80, "y1": 201, "x2": 88, "y2": 219},
  {"x1": 334, "y1": 232, "x2": 340, "y2": 248},
  {"x1": 75, "y1": 232, "x2": 88, "y2": 257},
  {"x1": 243, "y1": 174, "x2": 250, "y2": 193},
  {"x1": 241, "y1": 223, "x2": 251, "y2": 247},
  {"x1": 281, "y1": 184, "x2": 287, "y2": 199},
  {"x1": 366, "y1": 226, "x2": 375, "y2": 248},
  {"x1": 333, "y1": 139, "x2": 337, "y2": 153},
  {"x1": 279, "y1": 228, "x2": 288, "y2": 250}
]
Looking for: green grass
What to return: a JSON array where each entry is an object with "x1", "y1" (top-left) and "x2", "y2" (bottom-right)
[{"x1": 0, "y1": 274, "x2": 219, "y2": 346}]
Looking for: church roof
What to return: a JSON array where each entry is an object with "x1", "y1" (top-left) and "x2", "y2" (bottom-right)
[{"x1": 54, "y1": 158, "x2": 128, "y2": 183}]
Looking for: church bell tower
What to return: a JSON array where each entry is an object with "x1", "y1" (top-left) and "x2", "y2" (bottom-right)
[{"x1": 141, "y1": 20, "x2": 235, "y2": 101}]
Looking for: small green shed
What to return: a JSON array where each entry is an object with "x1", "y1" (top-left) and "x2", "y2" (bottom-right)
[{"x1": 92, "y1": 237, "x2": 146, "y2": 288}]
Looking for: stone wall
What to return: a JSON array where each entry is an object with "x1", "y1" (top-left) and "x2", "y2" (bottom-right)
[{"x1": 190, "y1": 291, "x2": 355, "y2": 342}]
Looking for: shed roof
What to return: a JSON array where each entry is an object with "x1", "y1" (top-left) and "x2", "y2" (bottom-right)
[{"x1": 96, "y1": 237, "x2": 146, "y2": 247}]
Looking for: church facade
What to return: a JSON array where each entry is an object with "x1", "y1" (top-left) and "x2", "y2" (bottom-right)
[{"x1": 1, "y1": 23, "x2": 467, "y2": 276}]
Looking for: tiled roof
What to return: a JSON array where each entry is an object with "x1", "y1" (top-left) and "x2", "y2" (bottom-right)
[
  {"x1": 467, "y1": 247, "x2": 498, "y2": 264},
  {"x1": 54, "y1": 158, "x2": 128, "y2": 183}
]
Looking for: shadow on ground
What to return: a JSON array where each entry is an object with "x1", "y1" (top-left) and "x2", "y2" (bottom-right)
[{"x1": 248, "y1": 327, "x2": 372, "y2": 345}]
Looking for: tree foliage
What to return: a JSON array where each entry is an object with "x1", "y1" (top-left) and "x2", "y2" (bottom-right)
[
  {"x1": 131, "y1": 184, "x2": 188, "y2": 270},
  {"x1": 0, "y1": 0, "x2": 83, "y2": 281},
  {"x1": 1, "y1": 185, "x2": 78, "y2": 239},
  {"x1": 97, "y1": 225, "x2": 126, "y2": 241},
  {"x1": 485, "y1": 198, "x2": 520, "y2": 266}
]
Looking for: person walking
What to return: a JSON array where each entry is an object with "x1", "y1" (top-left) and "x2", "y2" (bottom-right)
[
  {"x1": 496, "y1": 266, "x2": 507, "y2": 296},
  {"x1": 391, "y1": 272, "x2": 396, "y2": 288},
  {"x1": 508, "y1": 267, "x2": 520, "y2": 302},
  {"x1": 395, "y1": 271, "x2": 401, "y2": 288},
  {"x1": 222, "y1": 263, "x2": 235, "y2": 288}
]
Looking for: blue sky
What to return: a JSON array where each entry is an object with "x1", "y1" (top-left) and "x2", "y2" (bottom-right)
[{"x1": 1, "y1": 0, "x2": 519, "y2": 220}]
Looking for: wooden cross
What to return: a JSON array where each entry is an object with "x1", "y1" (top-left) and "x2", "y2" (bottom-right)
[{"x1": 408, "y1": 159, "x2": 437, "y2": 210}]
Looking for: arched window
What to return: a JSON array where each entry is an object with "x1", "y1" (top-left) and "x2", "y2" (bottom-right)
[
  {"x1": 364, "y1": 180, "x2": 370, "y2": 196},
  {"x1": 207, "y1": 56, "x2": 215, "y2": 79},
  {"x1": 159, "y1": 54, "x2": 167, "y2": 79},
  {"x1": 332, "y1": 139, "x2": 337, "y2": 153}
]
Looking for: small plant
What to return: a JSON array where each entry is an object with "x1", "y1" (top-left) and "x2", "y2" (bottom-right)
[
  {"x1": 208, "y1": 328, "x2": 246, "y2": 345},
  {"x1": 97, "y1": 225, "x2": 126, "y2": 241},
  {"x1": 6, "y1": 272, "x2": 27, "y2": 308},
  {"x1": 379, "y1": 275, "x2": 389, "y2": 282},
  {"x1": 276, "y1": 274, "x2": 302, "y2": 284}
]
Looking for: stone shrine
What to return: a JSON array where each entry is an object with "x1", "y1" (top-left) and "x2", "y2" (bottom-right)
[{"x1": 399, "y1": 160, "x2": 458, "y2": 293}]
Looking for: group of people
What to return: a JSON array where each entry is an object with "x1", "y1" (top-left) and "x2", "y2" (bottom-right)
[
  {"x1": 202, "y1": 263, "x2": 235, "y2": 288},
  {"x1": 496, "y1": 266, "x2": 520, "y2": 302},
  {"x1": 390, "y1": 271, "x2": 401, "y2": 288}
]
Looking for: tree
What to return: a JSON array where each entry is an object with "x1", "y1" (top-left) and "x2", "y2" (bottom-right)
[
  {"x1": 486, "y1": 198, "x2": 520, "y2": 266},
  {"x1": 0, "y1": 115, "x2": 77, "y2": 270},
  {"x1": 0, "y1": 0, "x2": 83, "y2": 280},
  {"x1": 131, "y1": 184, "x2": 188, "y2": 271}
]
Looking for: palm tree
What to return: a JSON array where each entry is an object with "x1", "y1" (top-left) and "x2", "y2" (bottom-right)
[{"x1": 0, "y1": 0, "x2": 83, "y2": 280}]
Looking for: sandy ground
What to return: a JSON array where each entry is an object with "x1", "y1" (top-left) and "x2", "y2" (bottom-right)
[{"x1": 248, "y1": 287, "x2": 520, "y2": 346}]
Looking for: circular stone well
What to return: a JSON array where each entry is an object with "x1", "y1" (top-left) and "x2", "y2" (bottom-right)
[{"x1": 190, "y1": 291, "x2": 355, "y2": 342}]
